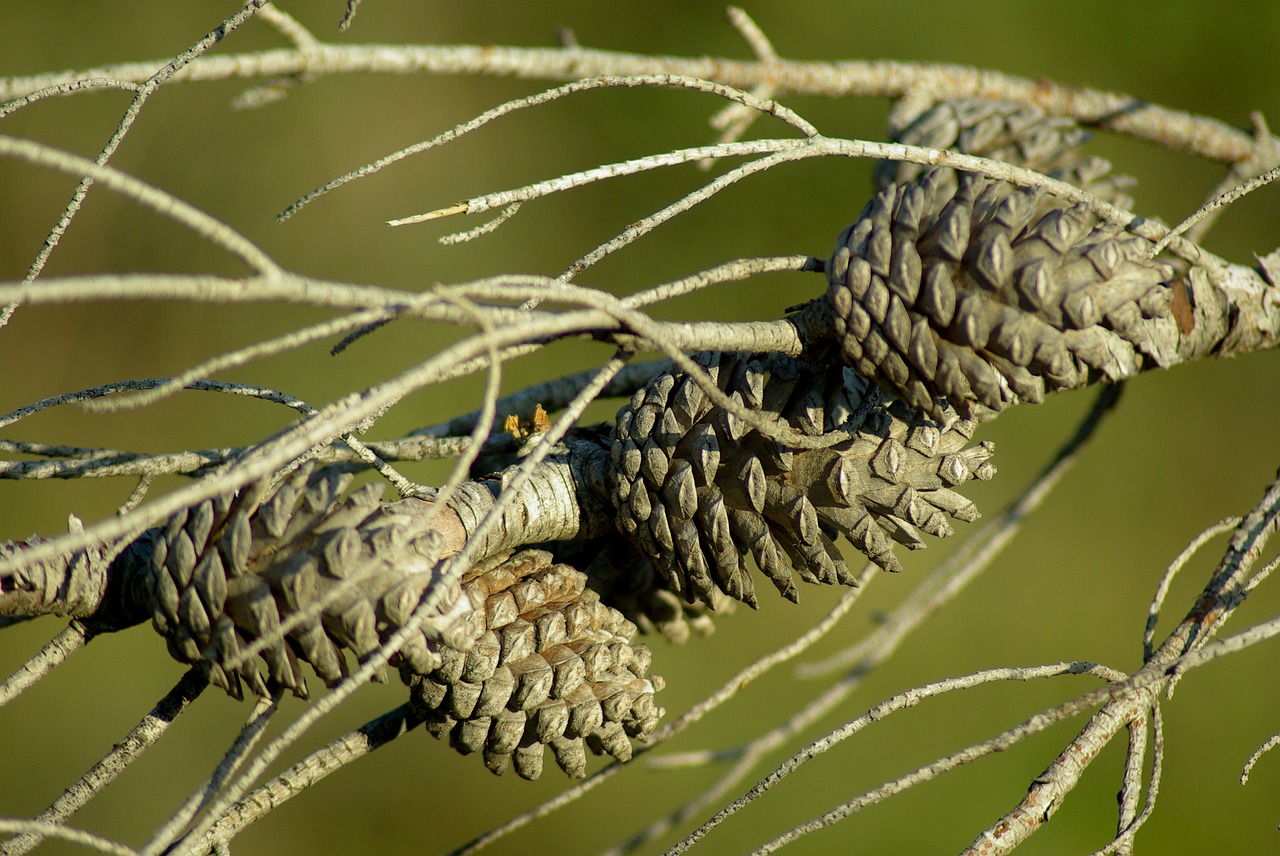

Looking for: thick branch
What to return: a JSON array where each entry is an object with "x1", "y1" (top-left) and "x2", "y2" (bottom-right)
[{"x1": 0, "y1": 440, "x2": 611, "y2": 627}]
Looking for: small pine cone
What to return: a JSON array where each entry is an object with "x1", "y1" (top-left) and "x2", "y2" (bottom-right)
[
  {"x1": 404, "y1": 549, "x2": 664, "y2": 779},
  {"x1": 826, "y1": 169, "x2": 1174, "y2": 420},
  {"x1": 875, "y1": 97, "x2": 1137, "y2": 209},
  {"x1": 142, "y1": 462, "x2": 474, "y2": 700},
  {"x1": 608, "y1": 352, "x2": 994, "y2": 608}
]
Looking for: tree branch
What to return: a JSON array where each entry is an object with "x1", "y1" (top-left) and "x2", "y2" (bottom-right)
[{"x1": 3, "y1": 44, "x2": 1274, "y2": 169}]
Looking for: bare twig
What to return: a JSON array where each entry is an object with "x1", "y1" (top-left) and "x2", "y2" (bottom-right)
[
  {"x1": 0, "y1": 136, "x2": 282, "y2": 277},
  {"x1": 703, "y1": 7, "x2": 782, "y2": 155},
  {"x1": 15, "y1": 0, "x2": 273, "y2": 292},
  {"x1": 0, "y1": 670, "x2": 207, "y2": 856},
  {"x1": 1150, "y1": 163, "x2": 1280, "y2": 258},
  {"x1": 3, "y1": 45, "x2": 1271, "y2": 168},
  {"x1": 1143, "y1": 517, "x2": 1242, "y2": 661},
  {"x1": 141, "y1": 691, "x2": 281, "y2": 856},
  {"x1": 283, "y1": 73, "x2": 817, "y2": 223},
  {"x1": 0, "y1": 77, "x2": 142, "y2": 119},
  {"x1": 201, "y1": 705, "x2": 423, "y2": 848},
  {"x1": 1241, "y1": 729, "x2": 1280, "y2": 785},
  {"x1": 964, "y1": 475, "x2": 1280, "y2": 854},
  {"x1": 672, "y1": 662, "x2": 1124, "y2": 855},
  {"x1": 0, "y1": 820, "x2": 137, "y2": 856},
  {"x1": 78, "y1": 307, "x2": 402, "y2": 414},
  {"x1": 0, "y1": 623, "x2": 92, "y2": 706}
]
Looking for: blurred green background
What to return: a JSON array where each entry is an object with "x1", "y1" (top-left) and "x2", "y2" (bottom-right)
[{"x1": 2, "y1": 2, "x2": 1280, "y2": 854}]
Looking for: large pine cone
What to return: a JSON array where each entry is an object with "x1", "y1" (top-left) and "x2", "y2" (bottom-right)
[
  {"x1": 405, "y1": 548, "x2": 663, "y2": 779},
  {"x1": 608, "y1": 351, "x2": 994, "y2": 608},
  {"x1": 827, "y1": 99, "x2": 1175, "y2": 420},
  {"x1": 143, "y1": 463, "x2": 473, "y2": 700}
]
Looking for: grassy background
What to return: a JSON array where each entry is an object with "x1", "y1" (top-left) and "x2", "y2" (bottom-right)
[{"x1": 2, "y1": 2, "x2": 1280, "y2": 854}]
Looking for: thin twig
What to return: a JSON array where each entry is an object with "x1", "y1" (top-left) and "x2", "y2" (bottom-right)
[
  {"x1": 141, "y1": 691, "x2": 280, "y2": 856},
  {"x1": 557, "y1": 151, "x2": 820, "y2": 281},
  {"x1": 229, "y1": 4, "x2": 321, "y2": 109},
  {"x1": 670, "y1": 662, "x2": 1123, "y2": 855},
  {"x1": 0, "y1": 136, "x2": 281, "y2": 277},
  {"x1": 1241, "y1": 730, "x2": 1280, "y2": 785},
  {"x1": 1087, "y1": 705, "x2": 1165, "y2": 856},
  {"x1": 79, "y1": 307, "x2": 403, "y2": 414},
  {"x1": 1150, "y1": 163, "x2": 1280, "y2": 257},
  {"x1": 2, "y1": 378, "x2": 310, "y2": 432},
  {"x1": 17, "y1": 0, "x2": 273, "y2": 289},
  {"x1": 622, "y1": 255, "x2": 820, "y2": 308},
  {"x1": 1114, "y1": 708, "x2": 1150, "y2": 853},
  {"x1": 703, "y1": 7, "x2": 781, "y2": 154},
  {"x1": 0, "y1": 434, "x2": 496, "y2": 482},
  {"x1": 201, "y1": 705, "x2": 423, "y2": 848},
  {"x1": 1143, "y1": 517, "x2": 1242, "y2": 661},
  {"x1": 0, "y1": 622, "x2": 92, "y2": 706},
  {"x1": 0, "y1": 78, "x2": 142, "y2": 119},
  {"x1": 283, "y1": 73, "x2": 817, "y2": 222},
  {"x1": 0, "y1": 821, "x2": 137, "y2": 856},
  {"x1": 0, "y1": 670, "x2": 207, "y2": 856}
]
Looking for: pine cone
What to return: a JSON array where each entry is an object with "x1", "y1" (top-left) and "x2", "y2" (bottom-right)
[
  {"x1": 875, "y1": 97, "x2": 1136, "y2": 208},
  {"x1": 828, "y1": 146, "x2": 1173, "y2": 419},
  {"x1": 405, "y1": 548, "x2": 664, "y2": 779},
  {"x1": 825, "y1": 97, "x2": 1175, "y2": 420},
  {"x1": 142, "y1": 463, "x2": 475, "y2": 700},
  {"x1": 608, "y1": 351, "x2": 995, "y2": 608}
]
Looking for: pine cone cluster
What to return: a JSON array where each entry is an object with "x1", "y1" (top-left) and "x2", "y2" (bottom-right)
[
  {"x1": 406, "y1": 548, "x2": 663, "y2": 779},
  {"x1": 608, "y1": 351, "x2": 995, "y2": 607},
  {"x1": 27, "y1": 97, "x2": 1129, "y2": 784},
  {"x1": 827, "y1": 99, "x2": 1175, "y2": 419},
  {"x1": 139, "y1": 463, "x2": 663, "y2": 778}
]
